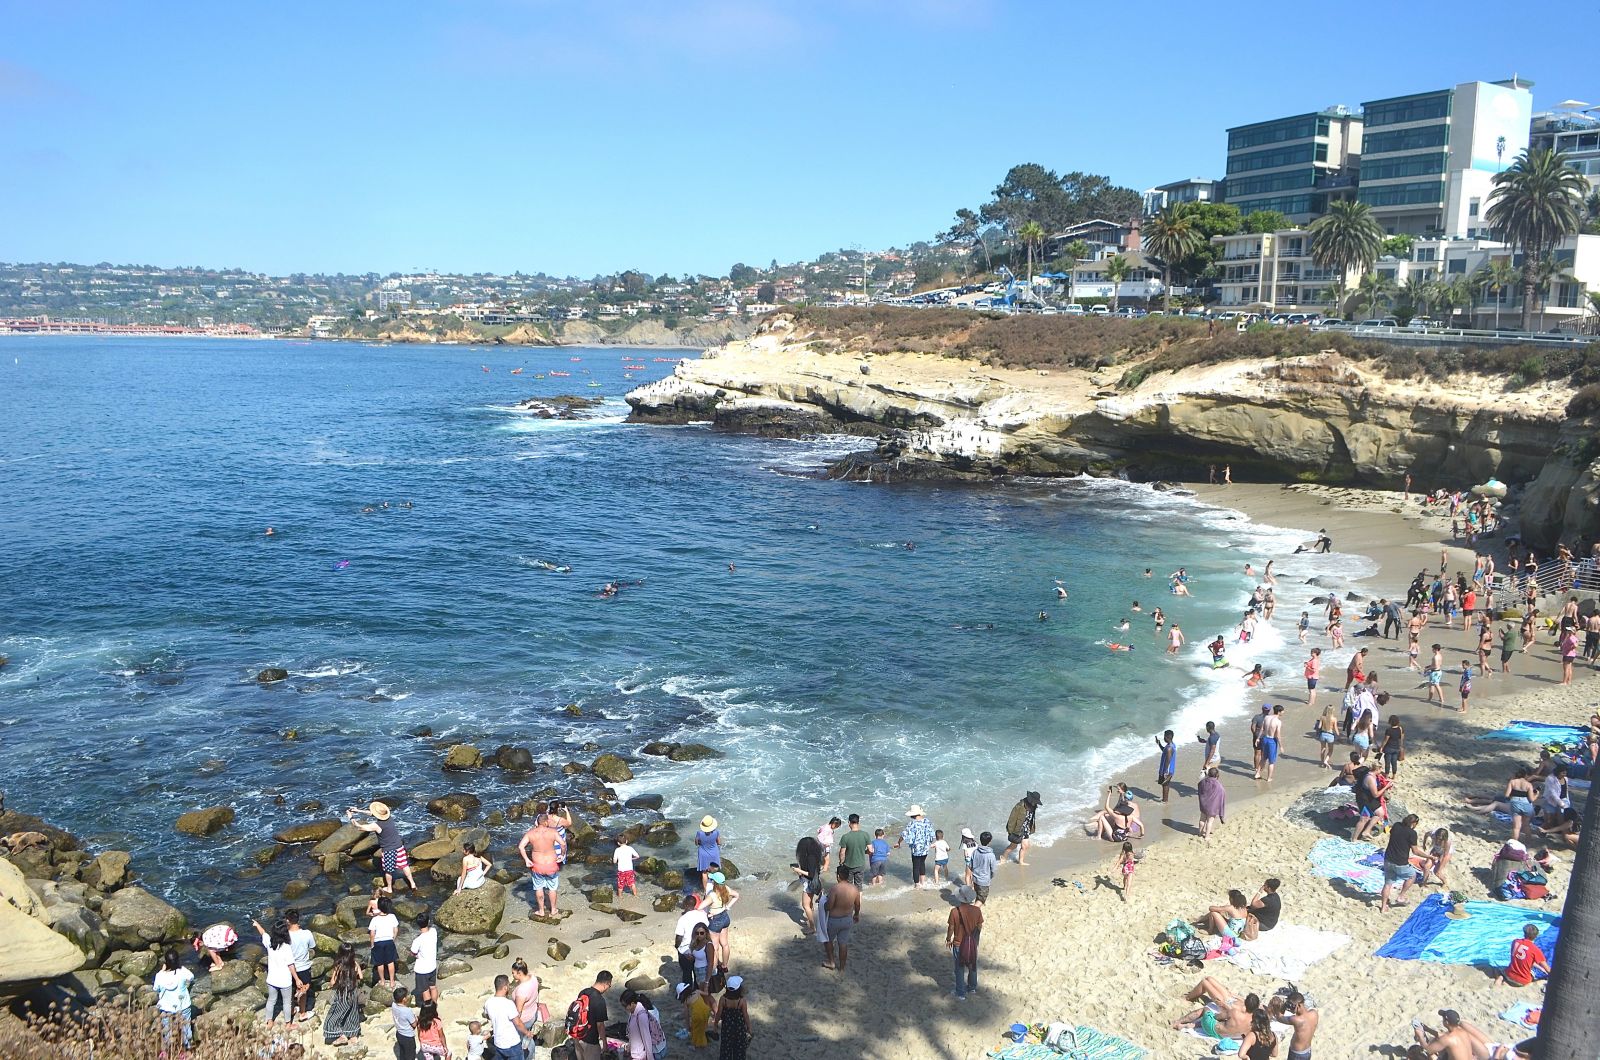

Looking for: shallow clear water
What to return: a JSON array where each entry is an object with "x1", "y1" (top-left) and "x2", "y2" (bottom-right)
[{"x1": 0, "y1": 337, "x2": 1373, "y2": 914}]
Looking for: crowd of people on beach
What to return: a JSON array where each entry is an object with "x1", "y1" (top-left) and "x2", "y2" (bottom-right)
[{"x1": 132, "y1": 481, "x2": 1600, "y2": 1060}]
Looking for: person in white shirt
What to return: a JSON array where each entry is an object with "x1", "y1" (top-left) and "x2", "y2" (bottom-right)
[
  {"x1": 152, "y1": 948, "x2": 194, "y2": 1049},
  {"x1": 410, "y1": 910, "x2": 439, "y2": 1003},
  {"x1": 613, "y1": 838, "x2": 640, "y2": 897},
  {"x1": 483, "y1": 974, "x2": 533, "y2": 1060},
  {"x1": 672, "y1": 895, "x2": 709, "y2": 986},
  {"x1": 286, "y1": 909, "x2": 316, "y2": 1021},
  {"x1": 930, "y1": 830, "x2": 952, "y2": 885},
  {"x1": 369, "y1": 896, "x2": 401, "y2": 989},
  {"x1": 252, "y1": 916, "x2": 304, "y2": 1024},
  {"x1": 465, "y1": 1020, "x2": 488, "y2": 1060}
]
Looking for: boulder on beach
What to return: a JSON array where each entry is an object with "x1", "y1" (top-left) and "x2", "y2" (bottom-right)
[
  {"x1": 81, "y1": 850, "x2": 132, "y2": 892},
  {"x1": 255, "y1": 667, "x2": 290, "y2": 683},
  {"x1": 546, "y1": 939, "x2": 570, "y2": 962},
  {"x1": 175, "y1": 806, "x2": 235, "y2": 837},
  {"x1": 102, "y1": 887, "x2": 187, "y2": 948},
  {"x1": 0, "y1": 896, "x2": 86, "y2": 986},
  {"x1": 640, "y1": 742, "x2": 674, "y2": 757},
  {"x1": 443, "y1": 744, "x2": 484, "y2": 771},
  {"x1": 426, "y1": 793, "x2": 481, "y2": 822},
  {"x1": 625, "y1": 973, "x2": 667, "y2": 992},
  {"x1": 45, "y1": 902, "x2": 110, "y2": 964},
  {"x1": 493, "y1": 745, "x2": 535, "y2": 772},
  {"x1": 408, "y1": 837, "x2": 459, "y2": 862},
  {"x1": 590, "y1": 754, "x2": 633, "y2": 783},
  {"x1": 310, "y1": 822, "x2": 366, "y2": 856},
  {"x1": 430, "y1": 852, "x2": 465, "y2": 884},
  {"x1": 274, "y1": 820, "x2": 341, "y2": 845},
  {"x1": 435, "y1": 879, "x2": 506, "y2": 935},
  {"x1": 200, "y1": 959, "x2": 256, "y2": 997},
  {"x1": 624, "y1": 794, "x2": 664, "y2": 810}
]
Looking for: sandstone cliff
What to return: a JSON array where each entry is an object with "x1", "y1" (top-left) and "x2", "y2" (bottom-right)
[
  {"x1": 627, "y1": 312, "x2": 1591, "y2": 546},
  {"x1": 325, "y1": 316, "x2": 754, "y2": 348}
]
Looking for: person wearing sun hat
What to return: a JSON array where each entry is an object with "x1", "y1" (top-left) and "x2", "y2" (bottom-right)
[
  {"x1": 1001, "y1": 791, "x2": 1042, "y2": 866},
  {"x1": 694, "y1": 815, "x2": 722, "y2": 889},
  {"x1": 346, "y1": 800, "x2": 417, "y2": 893},
  {"x1": 894, "y1": 804, "x2": 937, "y2": 889}
]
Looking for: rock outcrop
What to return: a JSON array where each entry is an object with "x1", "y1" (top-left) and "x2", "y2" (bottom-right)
[
  {"x1": 627, "y1": 314, "x2": 1578, "y2": 544},
  {"x1": 435, "y1": 880, "x2": 507, "y2": 935},
  {"x1": 102, "y1": 887, "x2": 187, "y2": 948}
]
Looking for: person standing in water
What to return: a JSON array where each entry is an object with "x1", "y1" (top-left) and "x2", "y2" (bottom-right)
[{"x1": 1000, "y1": 792, "x2": 1041, "y2": 865}]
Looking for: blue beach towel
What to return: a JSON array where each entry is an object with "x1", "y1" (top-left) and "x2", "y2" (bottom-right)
[
  {"x1": 1308, "y1": 837, "x2": 1385, "y2": 894},
  {"x1": 1479, "y1": 721, "x2": 1586, "y2": 744},
  {"x1": 1375, "y1": 894, "x2": 1560, "y2": 975},
  {"x1": 986, "y1": 1027, "x2": 1147, "y2": 1060}
]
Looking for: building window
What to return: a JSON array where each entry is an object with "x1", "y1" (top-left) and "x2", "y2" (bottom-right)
[
  {"x1": 1226, "y1": 170, "x2": 1315, "y2": 197},
  {"x1": 1468, "y1": 198, "x2": 1479, "y2": 218},
  {"x1": 1357, "y1": 180, "x2": 1446, "y2": 208},
  {"x1": 1228, "y1": 116, "x2": 1319, "y2": 151},
  {"x1": 1227, "y1": 143, "x2": 1317, "y2": 174},
  {"x1": 1361, "y1": 152, "x2": 1448, "y2": 182},
  {"x1": 1447, "y1": 259, "x2": 1467, "y2": 274},
  {"x1": 1363, "y1": 124, "x2": 1450, "y2": 155},
  {"x1": 1363, "y1": 92, "x2": 1451, "y2": 128},
  {"x1": 1415, "y1": 247, "x2": 1436, "y2": 262}
]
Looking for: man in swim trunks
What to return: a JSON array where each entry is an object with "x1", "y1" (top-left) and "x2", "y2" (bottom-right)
[
  {"x1": 1272, "y1": 989, "x2": 1318, "y2": 1060},
  {"x1": 518, "y1": 815, "x2": 562, "y2": 917},
  {"x1": 1258, "y1": 705, "x2": 1284, "y2": 782},
  {"x1": 347, "y1": 801, "x2": 418, "y2": 894},
  {"x1": 821, "y1": 864, "x2": 860, "y2": 973},
  {"x1": 1172, "y1": 978, "x2": 1256, "y2": 1039},
  {"x1": 1412, "y1": 1009, "x2": 1517, "y2": 1059}
]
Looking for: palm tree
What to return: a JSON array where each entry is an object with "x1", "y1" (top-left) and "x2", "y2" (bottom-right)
[
  {"x1": 1520, "y1": 255, "x2": 1573, "y2": 332},
  {"x1": 1016, "y1": 221, "x2": 1046, "y2": 285},
  {"x1": 1054, "y1": 239, "x2": 1091, "y2": 305},
  {"x1": 1485, "y1": 148, "x2": 1587, "y2": 330},
  {"x1": 1584, "y1": 289, "x2": 1600, "y2": 336},
  {"x1": 1310, "y1": 200, "x2": 1383, "y2": 298},
  {"x1": 1400, "y1": 275, "x2": 1432, "y2": 323},
  {"x1": 1352, "y1": 271, "x2": 1395, "y2": 318},
  {"x1": 1142, "y1": 206, "x2": 1204, "y2": 313},
  {"x1": 1474, "y1": 258, "x2": 1520, "y2": 331},
  {"x1": 1104, "y1": 254, "x2": 1130, "y2": 313},
  {"x1": 1538, "y1": 789, "x2": 1600, "y2": 1055},
  {"x1": 1442, "y1": 275, "x2": 1474, "y2": 328}
]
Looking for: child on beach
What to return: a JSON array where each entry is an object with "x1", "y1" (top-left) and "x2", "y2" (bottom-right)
[
  {"x1": 1424, "y1": 645, "x2": 1445, "y2": 703},
  {"x1": 1330, "y1": 616, "x2": 1344, "y2": 648},
  {"x1": 1407, "y1": 637, "x2": 1421, "y2": 671},
  {"x1": 464, "y1": 1020, "x2": 486, "y2": 1060},
  {"x1": 613, "y1": 836, "x2": 640, "y2": 898},
  {"x1": 1244, "y1": 664, "x2": 1265, "y2": 689},
  {"x1": 931, "y1": 830, "x2": 951, "y2": 884},
  {"x1": 959, "y1": 828, "x2": 977, "y2": 883},
  {"x1": 1315, "y1": 706, "x2": 1339, "y2": 767},
  {"x1": 1117, "y1": 841, "x2": 1136, "y2": 901},
  {"x1": 1298, "y1": 611, "x2": 1309, "y2": 643},
  {"x1": 1459, "y1": 660, "x2": 1473, "y2": 713},
  {"x1": 868, "y1": 829, "x2": 890, "y2": 885}
]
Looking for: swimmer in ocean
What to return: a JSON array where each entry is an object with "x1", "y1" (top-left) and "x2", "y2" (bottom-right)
[
  {"x1": 1244, "y1": 562, "x2": 1255, "y2": 576},
  {"x1": 1152, "y1": 607, "x2": 1165, "y2": 630},
  {"x1": 264, "y1": 527, "x2": 275, "y2": 536},
  {"x1": 904, "y1": 542, "x2": 917, "y2": 551},
  {"x1": 600, "y1": 582, "x2": 618, "y2": 598},
  {"x1": 1038, "y1": 611, "x2": 1049, "y2": 622},
  {"x1": 1143, "y1": 568, "x2": 1153, "y2": 578},
  {"x1": 1208, "y1": 635, "x2": 1227, "y2": 665},
  {"x1": 361, "y1": 507, "x2": 375, "y2": 514},
  {"x1": 1107, "y1": 643, "x2": 1134, "y2": 652},
  {"x1": 1244, "y1": 663, "x2": 1265, "y2": 688},
  {"x1": 1116, "y1": 618, "x2": 1131, "y2": 633},
  {"x1": 1131, "y1": 601, "x2": 1142, "y2": 613},
  {"x1": 728, "y1": 563, "x2": 736, "y2": 573},
  {"x1": 1055, "y1": 586, "x2": 1067, "y2": 600}
]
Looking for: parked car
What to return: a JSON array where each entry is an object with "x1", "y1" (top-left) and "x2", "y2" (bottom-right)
[
  {"x1": 1090, "y1": 305, "x2": 1110, "y2": 315},
  {"x1": 1112, "y1": 307, "x2": 1144, "y2": 318},
  {"x1": 1311, "y1": 318, "x2": 1348, "y2": 330},
  {"x1": 1063, "y1": 304, "x2": 1086, "y2": 315},
  {"x1": 1356, "y1": 318, "x2": 1398, "y2": 329}
]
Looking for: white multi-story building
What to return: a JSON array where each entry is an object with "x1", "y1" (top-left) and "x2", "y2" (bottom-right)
[
  {"x1": 1142, "y1": 178, "x2": 1219, "y2": 216},
  {"x1": 1531, "y1": 104, "x2": 1600, "y2": 190},
  {"x1": 1357, "y1": 79, "x2": 1533, "y2": 238},
  {"x1": 1209, "y1": 230, "x2": 1343, "y2": 310}
]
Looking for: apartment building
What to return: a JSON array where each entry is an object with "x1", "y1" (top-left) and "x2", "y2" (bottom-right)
[
  {"x1": 1357, "y1": 79, "x2": 1533, "y2": 238},
  {"x1": 1221, "y1": 109, "x2": 1361, "y2": 224},
  {"x1": 1142, "y1": 178, "x2": 1219, "y2": 216},
  {"x1": 1531, "y1": 104, "x2": 1600, "y2": 188},
  {"x1": 1209, "y1": 230, "x2": 1343, "y2": 310}
]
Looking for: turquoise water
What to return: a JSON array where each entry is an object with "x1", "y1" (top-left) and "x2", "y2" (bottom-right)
[{"x1": 0, "y1": 337, "x2": 1372, "y2": 912}]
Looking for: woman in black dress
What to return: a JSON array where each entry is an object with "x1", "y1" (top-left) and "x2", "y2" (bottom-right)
[{"x1": 718, "y1": 975, "x2": 752, "y2": 1060}]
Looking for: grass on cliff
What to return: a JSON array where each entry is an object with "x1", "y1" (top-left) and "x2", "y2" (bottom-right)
[{"x1": 783, "y1": 305, "x2": 1600, "y2": 393}]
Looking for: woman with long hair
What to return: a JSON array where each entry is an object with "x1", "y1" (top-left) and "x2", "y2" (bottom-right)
[
  {"x1": 511, "y1": 956, "x2": 543, "y2": 1053},
  {"x1": 252, "y1": 916, "x2": 301, "y2": 1025},
  {"x1": 1315, "y1": 705, "x2": 1338, "y2": 768},
  {"x1": 702, "y1": 866, "x2": 740, "y2": 972},
  {"x1": 1239, "y1": 1008, "x2": 1278, "y2": 1059},
  {"x1": 792, "y1": 836, "x2": 825, "y2": 933},
  {"x1": 456, "y1": 840, "x2": 491, "y2": 893},
  {"x1": 717, "y1": 975, "x2": 751, "y2": 1060},
  {"x1": 322, "y1": 943, "x2": 366, "y2": 1045}
]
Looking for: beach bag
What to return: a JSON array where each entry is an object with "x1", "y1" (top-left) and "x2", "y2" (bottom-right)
[
  {"x1": 1180, "y1": 937, "x2": 1208, "y2": 962},
  {"x1": 1165, "y1": 918, "x2": 1196, "y2": 943},
  {"x1": 955, "y1": 908, "x2": 981, "y2": 968},
  {"x1": 1517, "y1": 868, "x2": 1548, "y2": 886}
]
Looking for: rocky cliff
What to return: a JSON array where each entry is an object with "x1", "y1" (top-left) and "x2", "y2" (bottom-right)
[
  {"x1": 326, "y1": 316, "x2": 755, "y2": 348},
  {"x1": 627, "y1": 312, "x2": 1593, "y2": 546}
]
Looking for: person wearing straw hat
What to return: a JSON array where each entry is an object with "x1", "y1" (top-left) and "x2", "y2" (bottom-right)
[
  {"x1": 694, "y1": 815, "x2": 722, "y2": 890},
  {"x1": 347, "y1": 800, "x2": 417, "y2": 893},
  {"x1": 894, "y1": 805, "x2": 936, "y2": 889},
  {"x1": 945, "y1": 885, "x2": 983, "y2": 1000}
]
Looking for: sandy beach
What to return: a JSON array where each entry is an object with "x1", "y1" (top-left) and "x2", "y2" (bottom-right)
[{"x1": 360, "y1": 481, "x2": 1583, "y2": 1060}]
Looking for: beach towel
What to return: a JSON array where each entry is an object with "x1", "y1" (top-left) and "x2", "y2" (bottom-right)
[
  {"x1": 1479, "y1": 721, "x2": 1586, "y2": 744},
  {"x1": 1374, "y1": 893, "x2": 1561, "y2": 974},
  {"x1": 1226, "y1": 923, "x2": 1351, "y2": 980},
  {"x1": 986, "y1": 1027, "x2": 1147, "y2": 1060},
  {"x1": 1500, "y1": 1001, "x2": 1541, "y2": 1030},
  {"x1": 1307, "y1": 837, "x2": 1385, "y2": 893}
]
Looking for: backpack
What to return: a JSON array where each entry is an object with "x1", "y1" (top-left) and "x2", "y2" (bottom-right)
[
  {"x1": 1180, "y1": 937, "x2": 1208, "y2": 962},
  {"x1": 564, "y1": 993, "x2": 592, "y2": 1041}
]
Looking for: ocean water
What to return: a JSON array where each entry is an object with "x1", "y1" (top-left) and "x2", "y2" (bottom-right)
[{"x1": 1, "y1": 337, "x2": 1375, "y2": 914}]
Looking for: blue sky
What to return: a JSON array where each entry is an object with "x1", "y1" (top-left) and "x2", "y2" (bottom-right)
[{"x1": 2, "y1": 1, "x2": 1590, "y2": 277}]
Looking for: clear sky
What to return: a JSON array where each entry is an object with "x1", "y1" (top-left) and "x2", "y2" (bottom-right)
[{"x1": 2, "y1": 1, "x2": 1591, "y2": 278}]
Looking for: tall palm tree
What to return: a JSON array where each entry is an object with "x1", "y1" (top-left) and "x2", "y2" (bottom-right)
[
  {"x1": 1474, "y1": 258, "x2": 1520, "y2": 331},
  {"x1": 1519, "y1": 255, "x2": 1573, "y2": 332},
  {"x1": 1353, "y1": 271, "x2": 1395, "y2": 319},
  {"x1": 1310, "y1": 200, "x2": 1383, "y2": 298},
  {"x1": 1442, "y1": 275, "x2": 1474, "y2": 328},
  {"x1": 1485, "y1": 147, "x2": 1587, "y2": 331},
  {"x1": 1104, "y1": 254, "x2": 1130, "y2": 313},
  {"x1": 1017, "y1": 221, "x2": 1046, "y2": 285},
  {"x1": 1538, "y1": 789, "x2": 1600, "y2": 1056},
  {"x1": 1142, "y1": 206, "x2": 1204, "y2": 313}
]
